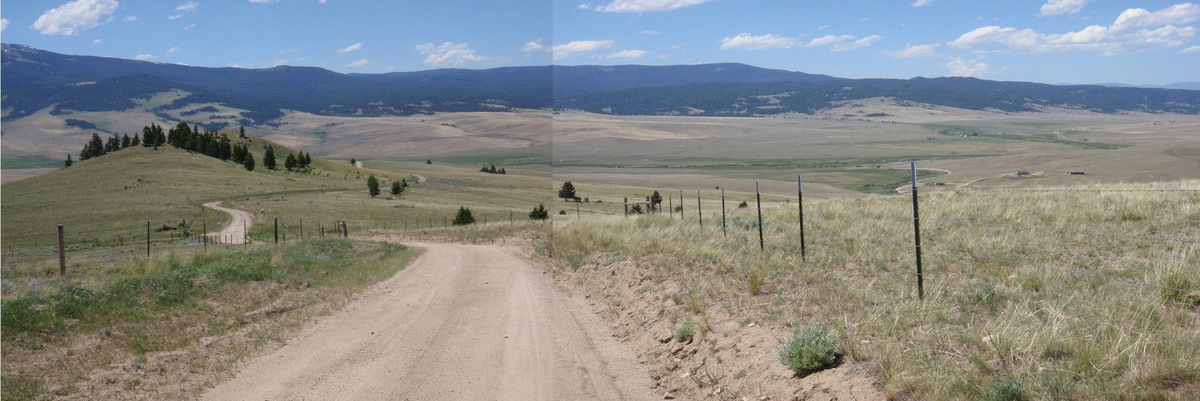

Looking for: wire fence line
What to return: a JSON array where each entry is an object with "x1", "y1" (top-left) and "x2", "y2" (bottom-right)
[{"x1": 608, "y1": 174, "x2": 1199, "y2": 348}]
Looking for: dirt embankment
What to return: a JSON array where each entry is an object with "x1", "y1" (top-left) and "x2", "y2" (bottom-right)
[{"x1": 556, "y1": 254, "x2": 888, "y2": 401}]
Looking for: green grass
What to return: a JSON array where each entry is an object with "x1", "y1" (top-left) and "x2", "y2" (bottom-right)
[
  {"x1": 928, "y1": 124, "x2": 1128, "y2": 150},
  {"x1": 2, "y1": 155, "x2": 63, "y2": 169},
  {"x1": 1, "y1": 239, "x2": 418, "y2": 399}
]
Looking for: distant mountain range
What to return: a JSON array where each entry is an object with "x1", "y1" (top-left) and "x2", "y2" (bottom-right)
[
  {"x1": 3, "y1": 43, "x2": 1197, "y2": 126},
  {"x1": 1066, "y1": 82, "x2": 1200, "y2": 91}
]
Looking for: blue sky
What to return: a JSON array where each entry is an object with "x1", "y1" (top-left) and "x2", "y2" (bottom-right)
[{"x1": 2, "y1": 0, "x2": 1197, "y2": 85}]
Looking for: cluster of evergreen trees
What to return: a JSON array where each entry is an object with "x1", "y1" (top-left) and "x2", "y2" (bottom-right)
[
  {"x1": 262, "y1": 146, "x2": 313, "y2": 172},
  {"x1": 77, "y1": 132, "x2": 142, "y2": 161},
  {"x1": 479, "y1": 164, "x2": 507, "y2": 174}
]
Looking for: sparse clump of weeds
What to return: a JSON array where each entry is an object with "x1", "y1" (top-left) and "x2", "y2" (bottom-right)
[
  {"x1": 981, "y1": 379, "x2": 1027, "y2": 401},
  {"x1": 777, "y1": 325, "x2": 840, "y2": 377},
  {"x1": 959, "y1": 284, "x2": 1006, "y2": 313},
  {"x1": 747, "y1": 271, "x2": 765, "y2": 295},
  {"x1": 674, "y1": 325, "x2": 694, "y2": 343},
  {"x1": 1159, "y1": 272, "x2": 1200, "y2": 307}
]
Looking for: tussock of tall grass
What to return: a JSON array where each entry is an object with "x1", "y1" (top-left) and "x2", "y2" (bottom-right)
[{"x1": 553, "y1": 180, "x2": 1200, "y2": 400}]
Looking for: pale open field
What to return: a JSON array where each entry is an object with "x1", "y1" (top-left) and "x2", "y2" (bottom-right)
[{"x1": 553, "y1": 102, "x2": 1200, "y2": 195}]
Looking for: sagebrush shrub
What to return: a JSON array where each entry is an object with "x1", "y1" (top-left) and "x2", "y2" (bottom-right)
[{"x1": 777, "y1": 325, "x2": 839, "y2": 376}]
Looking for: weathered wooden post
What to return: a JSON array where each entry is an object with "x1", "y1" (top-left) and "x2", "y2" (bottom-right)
[
  {"x1": 274, "y1": 218, "x2": 279, "y2": 244},
  {"x1": 697, "y1": 189, "x2": 703, "y2": 228}
]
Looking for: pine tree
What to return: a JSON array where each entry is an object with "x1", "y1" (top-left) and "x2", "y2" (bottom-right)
[
  {"x1": 650, "y1": 191, "x2": 663, "y2": 212},
  {"x1": 64, "y1": 154, "x2": 73, "y2": 168},
  {"x1": 131, "y1": 133, "x2": 141, "y2": 147},
  {"x1": 239, "y1": 125, "x2": 246, "y2": 139},
  {"x1": 499, "y1": 168, "x2": 506, "y2": 174},
  {"x1": 121, "y1": 134, "x2": 131, "y2": 148},
  {"x1": 263, "y1": 146, "x2": 277, "y2": 170},
  {"x1": 285, "y1": 153, "x2": 297, "y2": 171},
  {"x1": 391, "y1": 180, "x2": 404, "y2": 196},
  {"x1": 453, "y1": 206, "x2": 475, "y2": 225},
  {"x1": 529, "y1": 204, "x2": 549, "y2": 220},
  {"x1": 367, "y1": 174, "x2": 381, "y2": 197},
  {"x1": 243, "y1": 153, "x2": 256, "y2": 171},
  {"x1": 350, "y1": 157, "x2": 357, "y2": 166},
  {"x1": 426, "y1": 159, "x2": 432, "y2": 164},
  {"x1": 558, "y1": 181, "x2": 577, "y2": 201},
  {"x1": 401, "y1": 178, "x2": 408, "y2": 188}
]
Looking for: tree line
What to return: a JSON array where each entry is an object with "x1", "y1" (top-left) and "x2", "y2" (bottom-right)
[{"x1": 479, "y1": 164, "x2": 507, "y2": 174}]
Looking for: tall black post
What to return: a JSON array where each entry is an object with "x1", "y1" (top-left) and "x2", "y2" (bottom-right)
[
  {"x1": 697, "y1": 190, "x2": 703, "y2": 228},
  {"x1": 798, "y1": 175, "x2": 806, "y2": 262},
  {"x1": 756, "y1": 182, "x2": 764, "y2": 252},
  {"x1": 146, "y1": 221, "x2": 151, "y2": 257},
  {"x1": 274, "y1": 218, "x2": 279, "y2": 244},
  {"x1": 721, "y1": 188, "x2": 727, "y2": 238},
  {"x1": 910, "y1": 162, "x2": 924, "y2": 300}
]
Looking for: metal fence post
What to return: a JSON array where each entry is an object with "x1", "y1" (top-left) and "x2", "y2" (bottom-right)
[
  {"x1": 669, "y1": 194, "x2": 673, "y2": 218},
  {"x1": 798, "y1": 175, "x2": 806, "y2": 262},
  {"x1": 146, "y1": 221, "x2": 151, "y2": 257},
  {"x1": 756, "y1": 182, "x2": 764, "y2": 252},
  {"x1": 697, "y1": 190, "x2": 703, "y2": 228},
  {"x1": 274, "y1": 217, "x2": 279, "y2": 244},
  {"x1": 721, "y1": 188, "x2": 727, "y2": 238},
  {"x1": 680, "y1": 189, "x2": 684, "y2": 220},
  {"x1": 57, "y1": 224, "x2": 66, "y2": 282},
  {"x1": 910, "y1": 161, "x2": 924, "y2": 300}
]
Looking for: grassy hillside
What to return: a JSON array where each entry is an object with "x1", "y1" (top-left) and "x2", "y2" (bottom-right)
[{"x1": 549, "y1": 180, "x2": 1200, "y2": 400}]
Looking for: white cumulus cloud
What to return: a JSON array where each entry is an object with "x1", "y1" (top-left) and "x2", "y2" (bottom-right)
[
  {"x1": 416, "y1": 42, "x2": 488, "y2": 67},
  {"x1": 32, "y1": 0, "x2": 119, "y2": 35},
  {"x1": 805, "y1": 34, "x2": 881, "y2": 51},
  {"x1": 167, "y1": 46, "x2": 180, "y2": 55},
  {"x1": 912, "y1": 0, "x2": 933, "y2": 7},
  {"x1": 1, "y1": 18, "x2": 9, "y2": 32},
  {"x1": 337, "y1": 42, "x2": 363, "y2": 53},
  {"x1": 1039, "y1": 0, "x2": 1089, "y2": 17},
  {"x1": 550, "y1": 40, "x2": 614, "y2": 60},
  {"x1": 884, "y1": 43, "x2": 939, "y2": 58},
  {"x1": 638, "y1": 29, "x2": 661, "y2": 35},
  {"x1": 594, "y1": 49, "x2": 648, "y2": 59},
  {"x1": 1181, "y1": 44, "x2": 1200, "y2": 53},
  {"x1": 92, "y1": 38, "x2": 104, "y2": 45},
  {"x1": 345, "y1": 58, "x2": 368, "y2": 68},
  {"x1": 950, "y1": 3, "x2": 1200, "y2": 55},
  {"x1": 719, "y1": 33, "x2": 798, "y2": 50},
  {"x1": 175, "y1": 1, "x2": 198, "y2": 12},
  {"x1": 521, "y1": 39, "x2": 544, "y2": 53},
  {"x1": 945, "y1": 57, "x2": 989, "y2": 77},
  {"x1": 135, "y1": 54, "x2": 155, "y2": 61},
  {"x1": 590, "y1": 0, "x2": 713, "y2": 13},
  {"x1": 123, "y1": 15, "x2": 138, "y2": 22}
]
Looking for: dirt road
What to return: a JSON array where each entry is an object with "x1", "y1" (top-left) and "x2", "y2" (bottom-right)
[
  {"x1": 202, "y1": 201, "x2": 252, "y2": 244},
  {"x1": 201, "y1": 242, "x2": 658, "y2": 401}
]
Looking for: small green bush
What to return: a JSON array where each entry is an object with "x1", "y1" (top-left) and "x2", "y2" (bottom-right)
[
  {"x1": 674, "y1": 325, "x2": 694, "y2": 343},
  {"x1": 777, "y1": 325, "x2": 840, "y2": 376},
  {"x1": 738, "y1": 201, "x2": 748, "y2": 208},
  {"x1": 981, "y1": 379, "x2": 1027, "y2": 401}
]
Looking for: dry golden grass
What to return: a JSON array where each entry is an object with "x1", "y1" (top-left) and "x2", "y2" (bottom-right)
[{"x1": 551, "y1": 180, "x2": 1200, "y2": 400}]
